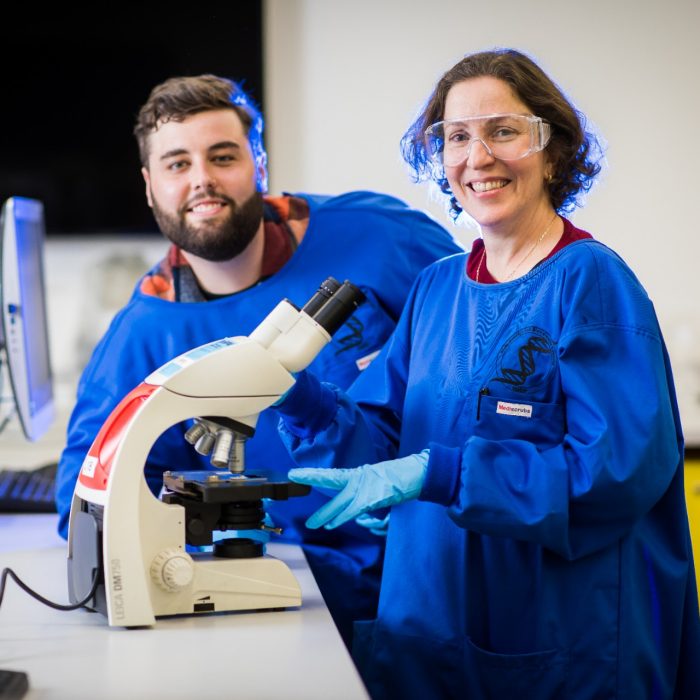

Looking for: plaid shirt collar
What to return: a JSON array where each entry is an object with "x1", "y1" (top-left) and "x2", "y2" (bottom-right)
[{"x1": 140, "y1": 195, "x2": 309, "y2": 302}]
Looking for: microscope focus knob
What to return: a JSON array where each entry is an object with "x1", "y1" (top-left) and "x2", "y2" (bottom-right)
[{"x1": 150, "y1": 549, "x2": 194, "y2": 592}]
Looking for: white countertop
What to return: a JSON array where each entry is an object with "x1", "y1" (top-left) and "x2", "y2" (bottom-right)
[{"x1": 0, "y1": 515, "x2": 369, "y2": 700}]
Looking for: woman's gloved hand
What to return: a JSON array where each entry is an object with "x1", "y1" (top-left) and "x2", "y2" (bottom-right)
[{"x1": 288, "y1": 450, "x2": 429, "y2": 530}]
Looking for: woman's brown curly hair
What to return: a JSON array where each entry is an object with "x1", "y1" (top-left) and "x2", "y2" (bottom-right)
[{"x1": 401, "y1": 49, "x2": 603, "y2": 219}]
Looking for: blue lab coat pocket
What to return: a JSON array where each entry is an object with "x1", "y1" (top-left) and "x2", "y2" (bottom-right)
[
  {"x1": 465, "y1": 636, "x2": 568, "y2": 699},
  {"x1": 354, "y1": 620, "x2": 569, "y2": 699},
  {"x1": 476, "y1": 394, "x2": 565, "y2": 450}
]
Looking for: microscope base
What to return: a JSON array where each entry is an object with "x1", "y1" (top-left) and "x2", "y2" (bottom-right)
[{"x1": 150, "y1": 553, "x2": 302, "y2": 618}]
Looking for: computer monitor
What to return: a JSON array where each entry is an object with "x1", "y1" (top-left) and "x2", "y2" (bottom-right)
[{"x1": 0, "y1": 197, "x2": 54, "y2": 441}]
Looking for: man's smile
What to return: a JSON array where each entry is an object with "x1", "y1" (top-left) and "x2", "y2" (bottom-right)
[{"x1": 183, "y1": 196, "x2": 231, "y2": 218}]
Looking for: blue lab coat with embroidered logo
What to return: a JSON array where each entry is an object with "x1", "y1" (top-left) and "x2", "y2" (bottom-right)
[{"x1": 281, "y1": 239, "x2": 700, "y2": 699}]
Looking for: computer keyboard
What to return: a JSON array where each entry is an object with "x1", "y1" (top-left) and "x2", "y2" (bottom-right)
[{"x1": 0, "y1": 463, "x2": 57, "y2": 513}]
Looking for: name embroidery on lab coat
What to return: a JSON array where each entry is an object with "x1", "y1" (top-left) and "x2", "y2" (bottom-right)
[{"x1": 496, "y1": 401, "x2": 533, "y2": 418}]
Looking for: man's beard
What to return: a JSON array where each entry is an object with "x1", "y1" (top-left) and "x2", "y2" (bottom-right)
[{"x1": 151, "y1": 188, "x2": 264, "y2": 262}]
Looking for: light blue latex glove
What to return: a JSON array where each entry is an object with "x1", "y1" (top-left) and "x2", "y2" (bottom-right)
[
  {"x1": 288, "y1": 450, "x2": 429, "y2": 530},
  {"x1": 355, "y1": 513, "x2": 390, "y2": 537}
]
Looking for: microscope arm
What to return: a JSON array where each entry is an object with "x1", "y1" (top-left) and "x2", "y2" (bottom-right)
[{"x1": 183, "y1": 278, "x2": 366, "y2": 473}]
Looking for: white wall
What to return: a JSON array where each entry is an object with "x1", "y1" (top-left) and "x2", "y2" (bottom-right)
[{"x1": 264, "y1": 0, "x2": 700, "y2": 437}]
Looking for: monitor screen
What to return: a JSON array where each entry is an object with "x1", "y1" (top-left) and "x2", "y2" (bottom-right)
[{"x1": 0, "y1": 197, "x2": 54, "y2": 441}]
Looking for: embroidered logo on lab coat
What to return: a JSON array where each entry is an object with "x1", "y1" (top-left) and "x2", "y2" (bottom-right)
[{"x1": 493, "y1": 326, "x2": 556, "y2": 393}]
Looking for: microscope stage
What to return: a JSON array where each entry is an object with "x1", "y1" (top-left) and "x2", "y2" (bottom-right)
[{"x1": 163, "y1": 470, "x2": 311, "y2": 503}]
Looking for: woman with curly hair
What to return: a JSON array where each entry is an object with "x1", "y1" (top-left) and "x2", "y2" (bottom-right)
[{"x1": 277, "y1": 49, "x2": 700, "y2": 699}]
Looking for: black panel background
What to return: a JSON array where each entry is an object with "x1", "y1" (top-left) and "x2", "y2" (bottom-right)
[{"x1": 0, "y1": 4, "x2": 264, "y2": 235}]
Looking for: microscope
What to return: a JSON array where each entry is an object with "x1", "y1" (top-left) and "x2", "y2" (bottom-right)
[{"x1": 66, "y1": 278, "x2": 365, "y2": 627}]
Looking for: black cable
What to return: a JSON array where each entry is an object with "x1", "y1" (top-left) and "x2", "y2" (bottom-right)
[{"x1": 0, "y1": 566, "x2": 99, "y2": 611}]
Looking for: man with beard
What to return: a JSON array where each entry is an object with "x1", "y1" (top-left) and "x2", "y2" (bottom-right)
[{"x1": 54, "y1": 75, "x2": 459, "y2": 645}]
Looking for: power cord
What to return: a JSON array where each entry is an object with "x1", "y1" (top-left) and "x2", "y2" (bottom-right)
[{"x1": 0, "y1": 566, "x2": 99, "y2": 611}]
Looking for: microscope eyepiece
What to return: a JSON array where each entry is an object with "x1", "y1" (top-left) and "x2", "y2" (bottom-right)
[
  {"x1": 311, "y1": 280, "x2": 366, "y2": 335},
  {"x1": 301, "y1": 277, "x2": 341, "y2": 317}
]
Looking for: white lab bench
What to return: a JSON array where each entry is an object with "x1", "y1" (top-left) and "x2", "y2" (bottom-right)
[{"x1": 0, "y1": 514, "x2": 370, "y2": 699}]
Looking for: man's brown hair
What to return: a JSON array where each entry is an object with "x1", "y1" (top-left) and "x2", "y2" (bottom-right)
[{"x1": 134, "y1": 74, "x2": 265, "y2": 168}]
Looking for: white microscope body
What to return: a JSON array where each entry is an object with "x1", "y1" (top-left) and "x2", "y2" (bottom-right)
[{"x1": 67, "y1": 279, "x2": 364, "y2": 627}]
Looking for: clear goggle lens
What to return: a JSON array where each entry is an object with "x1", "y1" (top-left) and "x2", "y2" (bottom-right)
[{"x1": 424, "y1": 113, "x2": 551, "y2": 167}]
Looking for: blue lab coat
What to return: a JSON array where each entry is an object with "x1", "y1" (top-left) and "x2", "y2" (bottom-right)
[{"x1": 282, "y1": 239, "x2": 700, "y2": 699}]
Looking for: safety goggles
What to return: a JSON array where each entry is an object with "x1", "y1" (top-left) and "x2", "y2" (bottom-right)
[{"x1": 424, "y1": 113, "x2": 551, "y2": 167}]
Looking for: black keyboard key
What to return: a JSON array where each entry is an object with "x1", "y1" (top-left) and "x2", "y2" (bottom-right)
[{"x1": 0, "y1": 463, "x2": 57, "y2": 513}]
